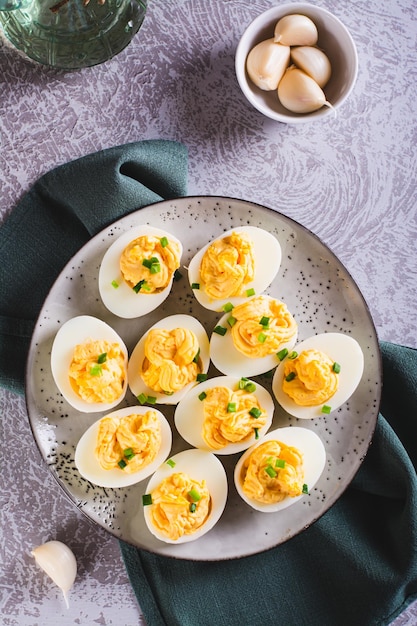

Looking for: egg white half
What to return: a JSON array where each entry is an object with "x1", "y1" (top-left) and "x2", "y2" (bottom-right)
[
  {"x1": 98, "y1": 226, "x2": 183, "y2": 319},
  {"x1": 234, "y1": 426, "x2": 326, "y2": 513},
  {"x1": 50, "y1": 315, "x2": 128, "y2": 413},
  {"x1": 174, "y1": 375, "x2": 274, "y2": 454},
  {"x1": 128, "y1": 314, "x2": 211, "y2": 405},
  {"x1": 143, "y1": 448, "x2": 228, "y2": 544},
  {"x1": 74, "y1": 406, "x2": 172, "y2": 488},
  {"x1": 187, "y1": 226, "x2": 282, "y2": 312},
  {"x1": 272, "y1": 332, "x2": 364, "y2": 419}
]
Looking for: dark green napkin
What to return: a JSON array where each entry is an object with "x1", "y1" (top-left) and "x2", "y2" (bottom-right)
[
  {"x1": 0, "y1": 139, "x2": 188, "y2": 394},
  {"x1": 121, "y1": 341, "x2": 417, "y2": 626}
]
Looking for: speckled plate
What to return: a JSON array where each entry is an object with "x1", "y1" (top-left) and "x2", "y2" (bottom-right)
[{"x1": 25, "y1": 196, "x2": 381, "y2": 560}]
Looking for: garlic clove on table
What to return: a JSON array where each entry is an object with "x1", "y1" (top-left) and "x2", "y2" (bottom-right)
[{"x1": 31, "y1": 540, "x2": 77, "y2": 609}]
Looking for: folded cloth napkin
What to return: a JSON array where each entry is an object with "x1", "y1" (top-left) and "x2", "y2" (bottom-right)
[
  {"x1": 0, "y1": 139, "x2": 188, "y2": 394},
  {"x1": 1, "y1": 142, "x2": 416, "y2": 626}
]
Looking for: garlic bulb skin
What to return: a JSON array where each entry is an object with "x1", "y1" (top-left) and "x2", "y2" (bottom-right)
[
  {"x1": 246, "y1": 38, "x2": 290, "y2": 91},
  {"x1": 31, "y1": 541, "x2": 77, "y2": 609},
  {"x1": 278, "y1": 67, "x2": 331, "y2": 114},
  {"x1": 274, "y1": 14, "x2": 318, "y2": 47},
  {"x1": 290, "y1": 46, "x2": 332, "y2": 88}
]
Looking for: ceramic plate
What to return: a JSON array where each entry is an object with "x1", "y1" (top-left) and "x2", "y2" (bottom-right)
[{"x1": 25, "y1": 196, "x2": 381, "y2": 560}]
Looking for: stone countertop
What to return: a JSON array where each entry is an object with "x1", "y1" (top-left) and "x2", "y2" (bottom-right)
[{"x1": 1, "y1": 0, "x2": 416, "y2": 624}]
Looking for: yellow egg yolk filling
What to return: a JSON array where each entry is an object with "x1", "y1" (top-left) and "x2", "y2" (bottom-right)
[
  {"x1": 231, "y1": 295, "x2": 297, "y2": 358},
  {"x1": 282, "y1": 348, "x2": 339, "y2": 406},
  {"x1": 141, "y1": 327, "x2": 201, "y2": 394},
  {"x1": 95, "y1": 410, "x2": 162, "y2": 473},
  {"x1": 241, "y1": 440, "x2": 304, "y2": 504},
  {"x1": 200, "y1": 231, "x2": 255, "y2": 300},
  {"x1": 69, "y1": 339, "x2": 125, "y2": 403},
  {"x1": 149, "y1": 472, "x2": 211, "y2": 540},
  {"x1": 119, "y1": 234, "x2": 181, "y2": 293},
  {"x1": 202, "y1": 385, "x2": 267, "y2": 450}
]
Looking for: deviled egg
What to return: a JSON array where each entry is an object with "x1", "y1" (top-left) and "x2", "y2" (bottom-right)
[
  {"x1": 188, "y1": 226, "x2": 281, "y2": 311},
  {"x1": 51, "y1": 315, "x2": 128, "y2": 413},
  {"x1": 234, "y1": 427, "x2": 326, "y2": 513},
  {"x1": 75, "y1": 406, "x2": 172, "y2": 488},
  {"x1": 174, "y1": 375, "x2": 274, "y2": 454},
  {"x1": 272, "y1": 332, "x2": 364, "y2": 419},
  {"x1": 142, "y1": 448, "x2": 228, "y2": 544},
  {"x1": 98, "y1": 226, "x2": 182, "y2": 318},
  {"x1": 210, "y1": 294, "x2": 298, "y2": 377},
  {"x1": 128, "y1": 314, "x2": 210, "y2": 405}
]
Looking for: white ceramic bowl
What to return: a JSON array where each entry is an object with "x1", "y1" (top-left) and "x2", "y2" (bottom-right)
[{"x1": 235, "y1": 3, "x2": 358, "y2": 123}]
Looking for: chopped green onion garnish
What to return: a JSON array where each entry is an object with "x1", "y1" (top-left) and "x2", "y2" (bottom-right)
[
  {"x1": 238, "y1": 377, "x2": 248, "y2": 389},
  {"x1": 191, "y1": 282, "x2": 200, "y2": 289},
  {"x1": 265, "y1": 465, "x2": 277, "y2": 478},
  {"x1": 189, "y1": 502, "x2": 197, "y2": 513},
  {"x1": 227, "y1": 402, "x2": 237, "y2": 412},
  {"x1": 148, "y1": 396, "x2": 157, "y2": 404},
  {"x1": 302, "y1": 484, "x2": 309, "y2": 494},
  {"x1": 239, "y1": 378, "x2": 256, "y2": 392},
  {"x1": 137, "y1": 393, "x2": 148, "y2": 405},
  {"x1": 118, "y1": 459, "x2": 127, "y2": 469},
  {"x1": 89, "y1": 364, "x2": 102, "y2": 376},
  {"x1": 188, "y1": 488, "x2": 201, "y2": 502},
  {"x1": 259, "y1": 316, "x2": 270, "y2": 327},
  {"x1": 288, "y1": 351, "x2": 298, "y2": 360},
  {"x1": 258, "y1": 332, "x2": 267, "y2": 343},
  {"x1": 150, "y1": 262, "x2": 161, "y2": 274},
  {"x1": 133, "y1": 279, "x2": 146, "y2": 293},
  {"x1": 322, "y1": 405, "x2": 331, "y2": 414},
  {"x1": 174, "y1": 269, "x2": 183, "y2": 281},
  {"x1": 163, "y1": 391, "x2": 174, "y2": 396},
  {"x1": 198, "y1": 391, "x2": 207, "y2": 401},
  {"x1": 124, "y1": 448, "x2": 135, "y2": 460},
  {"x1": 249, "y1": 407, "x2": 262, "y2": 418},
  {"x1": 223, "y1": 302, "x2": 234, "y2": 312},
  {"x1": 213, "y1": 325, "x2": 227, "y2": 336},
  {"x1": 275, "y1": 458, "x2": 286, "y2": 468},
  {"x1": 166, "y1": 459, "x2": 176, "y2": 468},
  {"x1": 111, "y1": 279, "x2": 119, "y2": 289},
  {"x1": 196, "y1": 373, "x2": 208, "y2": 382},
  {"x1": 227, "y1": 316, "x2": 237, "y2": 327},
  {"x1": 193, "y1": 348, "x2": 200, "y2": 363},
  {"x1": 285, "y1": 371, "x2": 296, "y2": 382},
  {"x1": 277, "y1": 348, "x2": 289, "y2": 361},
  {"x1": 246, "y1": 288, "x2": 255, "y2": 297},
  {"x1": 254, "y1": 427, "x2": 259, "y2": 439},
  {"x1": 97, "y1": 352, "x2": 107, "y2": 364},
  {"x1": 142, "y1": 494, "x2": 153, "y2": 506},
  {"x1": 160, "y1": 236, "x2": 169, "y2": 247},
  {"x1": 333, "y1": 362, "x2": 341, "y2": 374}
]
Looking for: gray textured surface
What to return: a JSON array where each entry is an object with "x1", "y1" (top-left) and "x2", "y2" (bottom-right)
[{"x1": 1, "y1": 0, "x2": 416, "y2": 624}]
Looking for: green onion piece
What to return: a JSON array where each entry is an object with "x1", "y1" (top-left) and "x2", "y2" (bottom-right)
[
  {"x1": 213, "y1": 325, "x2": 227, "y2": 336},
  {"x1": 166, "y1": 459, "x2": 176, "y2": 468},
  {"x1": 150, "y1": 262, "x2": 161, "y2": 274},
  {"x1": 285, "y1": 371, "x2": 296, "y2": 382},
  {"x1": 254, "y1": 427, "x2": 259, "y2": 439},
  {"x1": 174, "y1": 269, "x2": 183, "y2": 281},
  {"x1": 160, "y1": 236, "x2": 169, "y2": 247},
  {"x1": 275, "y1": 458, "x2": 286, "y2": 468},
  {"x1": 118, "y1": 459, "x2": 127, "y2": 470},
  {"x1": 188, "y1": 488, "x2": 201, "y2": 502},
  {"x1": 124, "y1": 448, "x2": 135, "y2": 460},
  {"x1": 322, "y1": 405, "x2": 331, "y2": 414},
  {"x1": 189, "y1": 502, "x2": 197, "y2": 513},
  {"x1": 142, "y1": 494, "x2": 153, "y2": 506},
  {"x1": 259, "y1": 316, "x2": 270, "y2": 327},
  {"x1": 249, "y1": 407, "x2": 262, "y2": 418},
  {"x1": 277, "y1": 348, "x2": 289, "y2": 361},
  {"x1": 266, "y1": 456, "x2": 274, "y2": 465},
  {"x1": 89, "y1": 364, "x2": 102, "y2": 376},
  {"x1": 265, "y1": 465, "x2": 278, "y2": 478},
  {"x1": 163, "y1": 391, "x2": 174, "y2": 396},
  {"x1": 227, "y1": 316, "x2": 237, "y2": 327},
  {"x1": 148, "y1": 396, "x2": 157, "y2": 404},
  {"x1": 333, "y1": 362, "x2": 341, "y2": 374},
  {"x1": 258, "y1": 332, "x2": 267, "y2": 344},
  {"x1": 142, "y1": 258, "x2": 152, "y2": 269},
  {"x1": 198, "y1": 391, "x2": 207, "y2": 401},
  {"x1": 302, "y1": 484, "x2": 309, "y2": 494},
  {"x1": 191, "y1": 282, "x2": 200, "y2": 289},
  {"x1": 223, "y1": 302, "x2": 234, "y2": 312},
  {"x1": 137, "y1": 393, "x2": 148, "y2": 405},
  {"x1": 227, "y1": 402, "x2": 237, "y2": 413},
  {"x1": 288, "y1": 351, "x2": 298, "y2": 360},
  {"x1": 111, "y1": 279, "x2": 119, "y2": 289},
  {"x1": 238, "y1": 377, "x2": 248, "y2": 389},
  {"x1": 133, "y1": 279, "x2": 146, "y2": 293},
  {"x1": 193, "y1": 348, "x2": 200, "y2": 363},
  {"x1": 244, "y1": 381, "x2": 256, "y2": 393},
  {"x1": 196, "y1": 373, "x2": 208, "y2": 382},
  {"x1": 246, "y1": 287, "x2": 255, "y2": 297},
  {"x1": 97, "y1": 352, "x2": 107, "y2": 364}
]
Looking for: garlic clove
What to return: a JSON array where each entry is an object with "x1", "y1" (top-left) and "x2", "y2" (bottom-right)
[
  {"x1": 246, "y1": 38, "x2": 291, "y2": 91},
  {"x1": 31, "y1": 540, "x2": 77, "y2": 609},
  {"x1": 290, "y1": 46, "x2": 332, "y2": 88},
  {"x1": 274, "y1": 14, "x2": 318, "y2": 47},
  {"x1": 277, "y1": 66, "x2": 332, "y2": 114}
]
